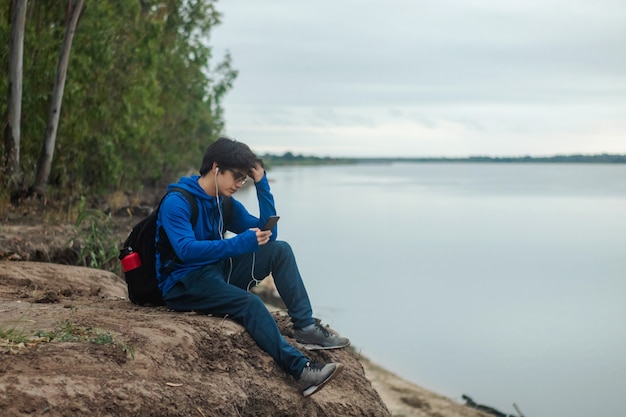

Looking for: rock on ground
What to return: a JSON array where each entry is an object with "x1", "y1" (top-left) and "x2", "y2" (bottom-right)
[{"x1": 0, "y1": 261, "x2": 392, "y2": 417}]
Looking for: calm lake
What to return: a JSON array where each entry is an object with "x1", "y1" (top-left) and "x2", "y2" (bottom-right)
[{"x1": 236, "y1": 162, "x2": 626, "y2": 417}]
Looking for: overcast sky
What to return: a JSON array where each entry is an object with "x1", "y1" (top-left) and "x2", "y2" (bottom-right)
[{"x1": 210, "y1": 0, "x2": 626, "y2": 158}]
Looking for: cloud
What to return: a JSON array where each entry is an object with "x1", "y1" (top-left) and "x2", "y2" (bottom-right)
[{"x1": 212, "y1": 0, "x2": 626, "y2": 157}]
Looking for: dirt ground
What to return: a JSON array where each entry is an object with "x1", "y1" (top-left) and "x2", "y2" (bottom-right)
[{"x1": 0, "y1": 197, "x2": 490, "y2": 417}]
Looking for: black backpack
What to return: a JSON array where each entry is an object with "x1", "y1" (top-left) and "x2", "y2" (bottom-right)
[{"x1": 119, "y1": 188, "x2": 232, "y2": 306}]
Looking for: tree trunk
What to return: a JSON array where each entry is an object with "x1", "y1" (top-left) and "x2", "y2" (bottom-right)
[
  {"x1": 32, "y1": 0, "x2": 84, "y2": 194},
  {"x1": 2, "y1": 0, "x2": 28, "y2": 188}
]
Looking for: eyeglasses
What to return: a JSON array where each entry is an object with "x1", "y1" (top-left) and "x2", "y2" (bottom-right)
[{"x1": 228, "y1": 169, "x2": 249, "y2": 185}]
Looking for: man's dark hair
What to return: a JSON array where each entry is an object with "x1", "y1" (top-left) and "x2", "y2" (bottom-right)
[{"x1": 199, "y1": 137, "x2": 262, "y2": 175}]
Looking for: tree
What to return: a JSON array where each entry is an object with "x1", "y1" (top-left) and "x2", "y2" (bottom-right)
[
  {"x1": 0, "y1": 0, "x2": 236, "y2": 201},
  {"x1": 31, "y1": 0, "x2": 84, "y2": 195},
  {"x1": 149, "y1": 0, "x2": 235, "y2": 181},
  {"x1": 2, "y1": 0, "x2": 28, "y2": 188}
]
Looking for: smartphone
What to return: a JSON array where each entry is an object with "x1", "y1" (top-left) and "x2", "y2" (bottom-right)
[{"x1": 261, "y1": 215, "x2": 280, "y2": 231}]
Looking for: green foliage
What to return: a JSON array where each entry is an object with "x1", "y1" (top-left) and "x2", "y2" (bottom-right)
[
  {"x1": 73, "y1": 196, "x2": 120, "y2": 273},
  {"x1": 264, "y1": 152, "x2": 626, "y2": 166},
  {"x1": 1, "y1": 0, "x2": 236, "y2": 195},
  {"x1": 91, "y1": 332, "x2": 114, "y2": 345},
  {"x1": 262, "y1": 152, "x2": 358, "y2": 166},
  {"x1": 1, "y1": 310, "x2": 135, "y2": 358},
  {"x1": 36, "y1": 320, "x2": 85, "y2": 342},
  {"x1": 35, "y1": 320, "x2": 135, "y2": 358},
  {"x1": 0, "y1": 322, "x2": 29, "y2": 345}
]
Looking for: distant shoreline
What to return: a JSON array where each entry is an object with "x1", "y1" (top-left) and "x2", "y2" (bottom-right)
[{"x1": 263, "y1": 153, "x2": 626, "y2": 166}]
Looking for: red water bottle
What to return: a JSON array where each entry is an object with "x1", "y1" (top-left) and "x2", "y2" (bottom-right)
[{"x1": 120, "y1": 249, "x2": 142, "y2": 272}]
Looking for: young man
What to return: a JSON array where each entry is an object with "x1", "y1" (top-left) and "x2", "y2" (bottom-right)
[{"x1": 155, "y1": 137, "x2": 350, "y2": 397}]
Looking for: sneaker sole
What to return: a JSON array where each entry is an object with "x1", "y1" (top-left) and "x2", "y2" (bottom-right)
[
  {"x1": 298, "y1": 342, "x2": 350, "y2": 351},
  {"x1": 302, "y1": 363, "x2": 344, "y2": 397}
]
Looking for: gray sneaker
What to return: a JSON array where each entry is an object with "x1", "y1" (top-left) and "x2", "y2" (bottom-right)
[
  {"x1": 298, "y1": 361, "x2": 344, "y2": 397},
  {"x1": 293, "y1": 320, "x2": 350, "y2": 350}
]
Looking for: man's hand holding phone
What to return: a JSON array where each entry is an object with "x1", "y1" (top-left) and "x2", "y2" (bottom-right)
[
  {"x1": 254, "y1": 229, "x2": 272, "y2": 246},
  {"x1": 252, "y1": 216, "x2": 279, "y2": 246}
]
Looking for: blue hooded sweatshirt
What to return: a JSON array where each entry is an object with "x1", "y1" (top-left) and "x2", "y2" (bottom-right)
[{"x1": 155, "y1": 173, "x2": 277, "y2": 296}]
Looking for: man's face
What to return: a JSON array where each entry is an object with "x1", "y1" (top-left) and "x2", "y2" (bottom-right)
[{"x1": 217, "y1": 168, "x2": 249, "y2": 196}]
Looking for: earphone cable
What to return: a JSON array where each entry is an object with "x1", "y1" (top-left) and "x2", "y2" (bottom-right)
[
  {"x1": 246, "y1": 252, "x2": 263, "y2": 291},
  {"x1": 215, "y1": 170, "x2": 233, "y2": 283}
]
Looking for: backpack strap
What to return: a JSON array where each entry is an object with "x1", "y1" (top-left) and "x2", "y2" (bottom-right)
[
  {"x1": 168, "y1": 187, "x2": 198, "y2": 226},
  {"x1": 158, "y1": 187, "x2": 198, "y2": 276},
  {"x1": 221, "y1": 195, "x2": 233, "y2": 230}
]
